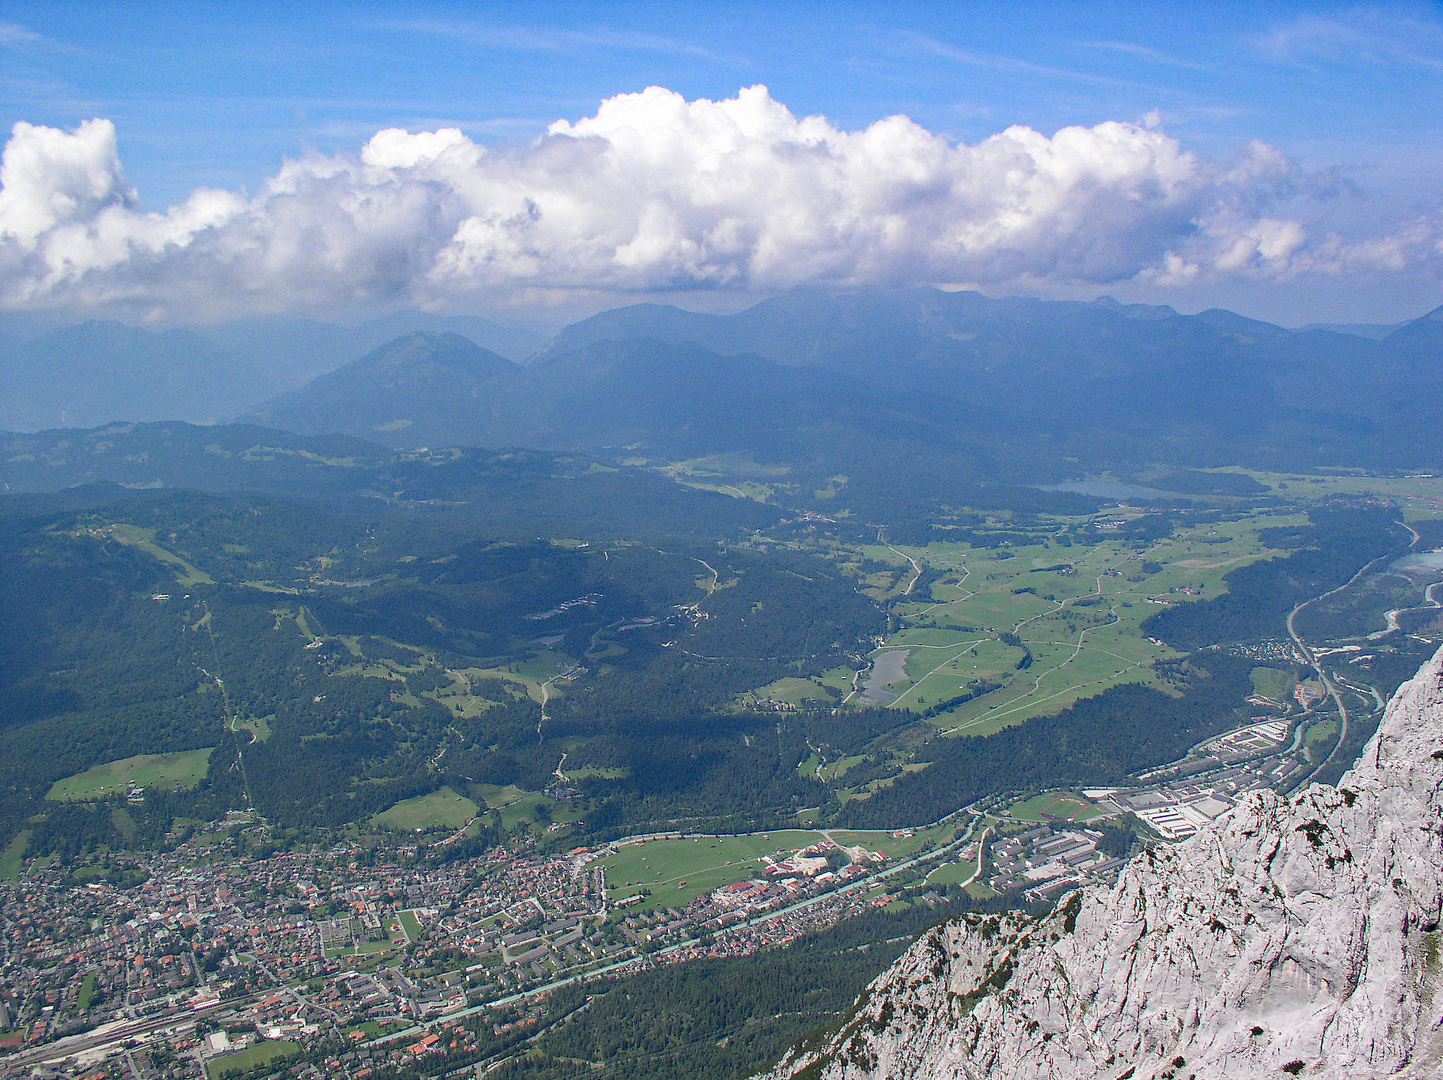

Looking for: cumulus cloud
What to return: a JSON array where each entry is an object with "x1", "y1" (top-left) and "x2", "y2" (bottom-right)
[{"x1": 0, "y1": 85, "x2": 1432, "y2": 317}]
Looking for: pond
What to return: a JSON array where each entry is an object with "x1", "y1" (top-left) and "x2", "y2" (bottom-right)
[
  {"x1": 1391, "y1": 550, "x2": 1443, "y2": 575},
  {"x1": 857, "y1": 648, "x2": 911, "y2": 705}
]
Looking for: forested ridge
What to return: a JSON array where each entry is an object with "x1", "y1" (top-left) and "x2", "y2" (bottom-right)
[
  {"x1": 0, "y1": 485, "x2": 887, "y2": 846},
  {"x1": 1142, "y1": 506, "x2": 1405, "y2": 649}
]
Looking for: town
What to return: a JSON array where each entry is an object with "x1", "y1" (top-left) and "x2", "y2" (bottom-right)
[{"x1": 0, "y1": 687, "x2": 1338, "y2": 1080}]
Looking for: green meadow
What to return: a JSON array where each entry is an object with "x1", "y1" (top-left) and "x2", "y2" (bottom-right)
[
  {"x1": 372, "y1": 787, "x2": 478, "y2": 832},
  {"x1": 601, "y1": 830, "x2": 826, "y2": 911},
  {"x1": 208, "y1": 1040, "x2": 301, "y2": 1079},
  {"x1": 47, "y1": 749, "x2": 214, "y2": 802}
]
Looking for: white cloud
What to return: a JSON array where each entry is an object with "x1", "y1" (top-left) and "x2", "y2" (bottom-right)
[
  {"x1": 0, "y1": 20, "x2": 41, "y2": 46},
  {"x1": 1256, "y1": 10, "x2": 1443, "y2": 72},
  {"x1": 0, "y1": 85, "x2": 1433, "y2": 317}
]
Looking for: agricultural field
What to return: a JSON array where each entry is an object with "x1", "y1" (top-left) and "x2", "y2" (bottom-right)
[
  {"x1": 46, "y1": 749, "x2": 214, "y2": 802},
  {"x1": 840, "y1": 506, "x2": 1308, "y2": 737},
  {"x1": 371, "y1": 787, "x2": 478, "y2": 833}
]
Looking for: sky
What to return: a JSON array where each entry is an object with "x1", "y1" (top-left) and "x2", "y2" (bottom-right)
[{"x1": 0, "y1": 0, "x2": 1440, "y2": 327}]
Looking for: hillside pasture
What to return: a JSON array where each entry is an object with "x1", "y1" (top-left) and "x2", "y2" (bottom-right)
[
  {"x1": 371, "y1": 787, "x2": 478, "y2": 832},
  {"x1": 47, "y1": 749, "x2": 214, "y2": 802}
]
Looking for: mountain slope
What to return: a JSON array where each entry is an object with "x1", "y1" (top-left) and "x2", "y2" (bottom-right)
[
  {"x1": 531, "y1": 287, "x2": 1437, "y2": 470},
  {"x1": 0, "y1": 311, "x2": 547, "y2": 435},
  {"x1": 764, "y1": 645, "x2": 1443, "y2": 1080},
  {"x1": 248, "y1": 330, "x2": 518, "y2": 444},
  {"x1": 218, "y1": 288, "x2": 1443, "y2": 482}
]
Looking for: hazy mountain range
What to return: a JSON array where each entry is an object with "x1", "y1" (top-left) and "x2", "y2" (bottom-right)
[
  {"x1": 0, "y1": 309, "x2": 545, "y2": 431},
  {"x1": 5, "y1": 289, "x2": 1442, "y2": 479}
]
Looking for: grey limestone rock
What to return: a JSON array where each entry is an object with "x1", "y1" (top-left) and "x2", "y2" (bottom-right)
[{"x1": 763, "y1": 646, "x2": 1443, "y2": 1080}]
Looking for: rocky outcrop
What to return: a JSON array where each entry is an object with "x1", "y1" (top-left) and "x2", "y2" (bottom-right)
[{"x1": 764, "y1": 647, "x2": 1443, "y2": 1080}]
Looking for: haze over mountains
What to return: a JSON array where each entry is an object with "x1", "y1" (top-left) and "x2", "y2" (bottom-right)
[
  {"x1": 0, "y1": 310, "x2": 545, "y2": 431},
  {"x1": 250, "y1": 288, "x2": 1443, "y2": 476},
  {"x1": 5, "y1": 287, "x2": 1441, "y2": 493}
]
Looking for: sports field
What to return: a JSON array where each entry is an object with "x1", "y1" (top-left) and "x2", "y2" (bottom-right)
[
  {"x1": 208, "y1": 1040, "x2": 300, "y2": 1078},
  {"x1": 47, "y1": 749, "x2": 214, "y2": 801},
  {"x1": 1005, "y1": 792, "x2": 1104, "y2": 822},
  {"x1": 398, "y1": 910, "x2": 423, "y2": 940},
  {"x1": 601, "y1": 830, "x2": 825, "y2": 910}
]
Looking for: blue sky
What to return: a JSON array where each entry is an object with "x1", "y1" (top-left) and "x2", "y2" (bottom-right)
[{"x1": 1, "y1": 1, "x2": 1440, "y2": 325}]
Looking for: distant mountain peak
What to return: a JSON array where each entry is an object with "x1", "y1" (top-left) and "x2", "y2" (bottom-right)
[
  {"x1": 353, "y1": 329, "x2": 513, "y2": 368},
  {"x1": 244, "y1": 330, "x2": 517, "y2": 446}
]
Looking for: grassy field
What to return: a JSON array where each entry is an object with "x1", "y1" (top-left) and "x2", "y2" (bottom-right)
[
  {"x1": 751, "y1": 676, "x2": 841, "y2": 705},
  {"x1": 76, "y1": 971, "x2": 96, "y2": 1011},
  {"x1": 827, "y1": 823, "x2": 959, "y2": 861},
  {"x1": 1249, "y1": 665, "x2": 1299, "y2": 702},
  {"x1": 655, "y1": 454, "x2": 790, "y2": 502},
  {"x1": 398, "y1": 910, "x2": 422, "y2": 941},
  {"x1": 1233, "y1": 468, "x2": 1443, "y2": 518},
  {"x1": 460, "y1": 651, "x2": 579, "y2": 704},
  {"x1": 601, "y1": 830, "x2": 827, "y2": 911},
  {"x1": 235, "y1": 714, "x2": 272, "y2": 742},
  {"x1": 467, "y1": 783, "x2": 560, "y2": 831},
  {"x1": 208, "y1": 1040, "x2": 300, "y2": 1078},
  {"x1": 102, "y1": 523, "x2": 213, "y2": 585},
  {"x1": 598, "y1": 824, "x2": 958, "y2": 911},
  {"x1": 733, "y1": 501, "x2": 1314, "y2": 741},
  {"x1": 0, "y1": 831, "x2": 29, "y2": 881},
  {"x1": 371, "y1": 787, "x2": 478, "y2": 832},
  {"x1": 47, "y1": 749, "x2": 214, "y2": 801},
  {"x1": 846, "y1": 507, "x2": 1305, "y2": 738},
  {"x1": 924, "y1": 859, "x2": 979, "y2": 886},
  {"x1": 1005, "y1": 792, "x2": 1104, "y2": 823}
]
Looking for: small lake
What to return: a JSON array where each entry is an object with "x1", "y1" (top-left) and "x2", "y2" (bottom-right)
[
  {"x1": 1391, "y1": 550, "x2": 1443, "y2": 574},
  {"x1": 858, "y1": 648, "x2": 910, "y2": 705}
]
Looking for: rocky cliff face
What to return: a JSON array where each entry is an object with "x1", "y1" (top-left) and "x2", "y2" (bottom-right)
[{"x1": 764, "y1": 647, "x2": 1443, "y2": 1080}]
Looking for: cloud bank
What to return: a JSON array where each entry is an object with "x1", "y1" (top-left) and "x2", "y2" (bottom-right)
[{"x1": 0, "y1": 85, "x2": 1436, "y2": 317}]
